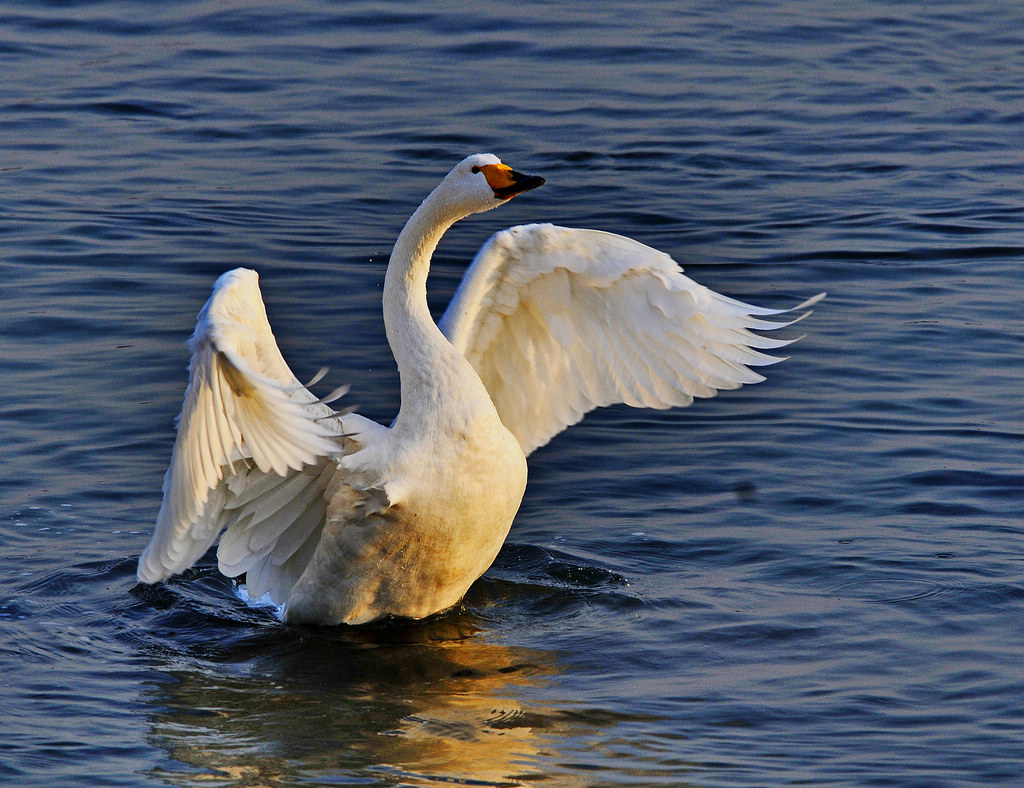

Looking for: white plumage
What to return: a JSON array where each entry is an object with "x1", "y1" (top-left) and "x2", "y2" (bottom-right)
[
  {"x1": 137, "y1": 154, "x2": 822, "y2": 625},
  {"x1": 441, "y1": 223, "x2": 821, "y2": 455}
]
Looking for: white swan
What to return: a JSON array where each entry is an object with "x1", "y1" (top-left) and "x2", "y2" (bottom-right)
[{"x1": 136, "y1": 154, "x2": 822, "y2": 626}]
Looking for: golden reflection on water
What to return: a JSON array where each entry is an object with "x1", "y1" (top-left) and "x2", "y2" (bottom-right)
[{"x1": 142, "y1": 614, "x2": 589, "y2": 787}]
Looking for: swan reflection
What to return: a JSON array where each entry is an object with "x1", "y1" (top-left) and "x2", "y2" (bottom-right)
[{"x1": 141, "y1": 611, "x2": 590, "y2": 786}]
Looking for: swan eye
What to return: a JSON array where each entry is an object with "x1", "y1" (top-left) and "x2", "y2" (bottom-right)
[{"x1": 471, "y1": 166, "x2": 481, "y2": 174}]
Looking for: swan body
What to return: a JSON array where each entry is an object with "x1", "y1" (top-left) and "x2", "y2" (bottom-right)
[{"x1": 137, "y1": 154, "x2": 822, "y2": 625}]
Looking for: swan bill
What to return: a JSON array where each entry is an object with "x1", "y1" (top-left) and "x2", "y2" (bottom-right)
[{"x1": 478, "y1": 163, "x2": 546, "y2": 199}]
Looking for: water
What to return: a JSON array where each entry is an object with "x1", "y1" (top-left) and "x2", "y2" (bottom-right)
[{"x1": 2, "y1": 1, "x2": 1023, "y2": 785}]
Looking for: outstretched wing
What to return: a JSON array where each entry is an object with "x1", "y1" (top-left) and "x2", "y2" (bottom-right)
[
  {"x1": 137, "y1": 268, "x2": 345, "y2": 585},
  {"x1": 439, "y1": 223, "x2": 823, "y2": 456}
]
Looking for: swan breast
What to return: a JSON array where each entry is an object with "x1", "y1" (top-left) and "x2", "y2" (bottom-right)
[{"x1": 283, "y1": 406, "x2": 527, "y2": 625}]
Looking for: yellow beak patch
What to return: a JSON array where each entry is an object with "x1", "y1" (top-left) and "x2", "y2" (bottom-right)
[{"x1": 478, "y1": 163, "x2": 518, "y2": 193}]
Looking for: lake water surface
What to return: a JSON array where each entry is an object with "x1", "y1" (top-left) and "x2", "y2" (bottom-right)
[{"x1": 2, "y1": 2, "x2": 1023, "y2": 786}]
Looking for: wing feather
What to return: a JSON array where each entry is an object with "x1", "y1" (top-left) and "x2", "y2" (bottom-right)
[
  {"x1": 440, "y1": 224, "x2": 823, "y2": 455},
  {"x1": 137, "y1": 268, "x2": 344, "y2": 585}
]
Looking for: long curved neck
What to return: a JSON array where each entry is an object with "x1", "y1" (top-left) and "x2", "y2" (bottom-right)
[{"x1": 383, "y1": 187, "x2": 475, "y2": 428}]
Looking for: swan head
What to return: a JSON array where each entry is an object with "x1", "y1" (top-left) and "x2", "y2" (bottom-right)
[{"x1": 437, "y1": 154, "x2": 545, "y2": 216}]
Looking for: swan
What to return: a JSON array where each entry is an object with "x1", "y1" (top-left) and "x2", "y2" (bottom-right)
[{"x1": 136, "y1": 153, "x2": 822, "y2": 626}]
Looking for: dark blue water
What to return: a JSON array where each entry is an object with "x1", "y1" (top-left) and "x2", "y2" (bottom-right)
[{"x1": 3, "y1": 2, "x2": 1023, "y2": 785}]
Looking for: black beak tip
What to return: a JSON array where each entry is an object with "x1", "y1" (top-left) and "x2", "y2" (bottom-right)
[
  {"x1": 519, "y1": 174, "x2": 546, "y2": 191},
  {"x1": 495, "y1": 172, "x2": 545, "y2": 199}
]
